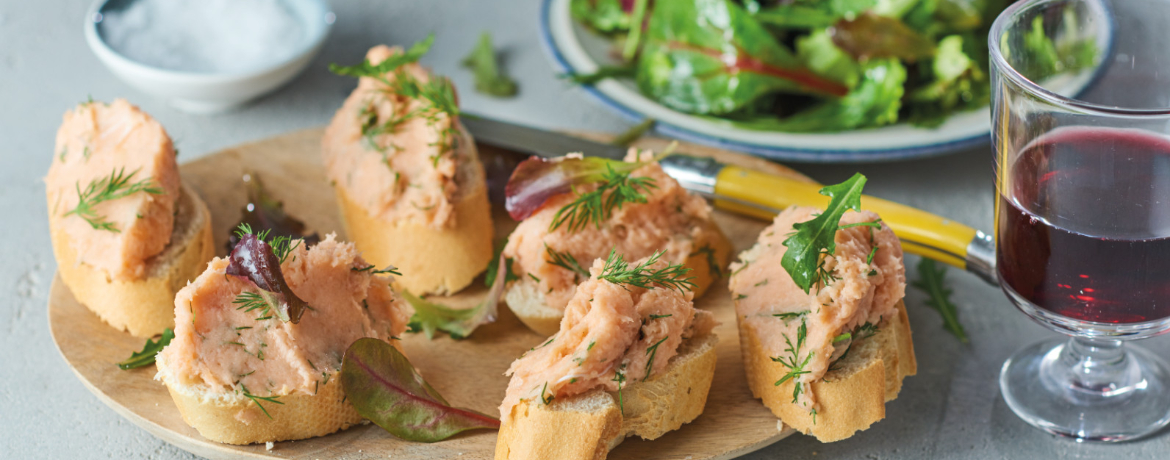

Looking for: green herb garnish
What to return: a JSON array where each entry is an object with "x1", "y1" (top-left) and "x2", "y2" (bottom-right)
[
  {"x1": 461, "y1": 32, "x2": 517, "y2": 97},
  {"x1": 689, "y1": 244, "x2": 723, "y2": 279},
  {"x1": 66, "y1": 168, "x2": 164, "y2": 232},
  {"x1": 545, "y1": 245, "x2": 590, "y2": 280},
  {"x1": 772, "y1": 318, "x2": 813, "y2": 404},
  {"x1": 597, "y1": 249, "x2": 695, "y2": 293},
  {"x1": 913, "y1": 258, "x2": 968, "y2": 343},
  {"x1": 117, "y1": 328, "x2": 174, "y2": 370},
  {"x1": 240, "y1": 384, "x2": 284, "y2": 419},
  {"x1": 550, "y1": 164, "x2": 657, "y2": 232},
  {"x1": 780, "y1": 173, "x2": 868, "y2": 293},
  {"x1": 643, "y1": 336, "x2": 669, "y2": 381},
  {"x1": 611, "y1": 118, "x2": 656, "y2": 147}
]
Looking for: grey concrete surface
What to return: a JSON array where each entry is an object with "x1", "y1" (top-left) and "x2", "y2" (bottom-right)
[{"x1": 1, "y1": 0, "x2": 1167, "y2": 459}]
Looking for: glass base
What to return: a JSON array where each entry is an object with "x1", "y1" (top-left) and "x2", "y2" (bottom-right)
[{"x1": 1000, "y1": 337, "x2": 1170, "y2": 441}]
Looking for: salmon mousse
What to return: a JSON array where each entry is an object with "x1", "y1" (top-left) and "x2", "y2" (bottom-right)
[
  {"x1": 44, "y1": 98, "x2": 213, "y2": 337},
  {"x1": 500, "y1": 149, "x2": 732, "y2": 336},
  {"x1": 494, "y1": 252, "x2": 719, "y2": 460},
  {"x1": 323, "y1": 38, "x2": 492, "y2": 296},
  {"x1": 729, "y1": 206, "x2": 916, "y2": 441},
  {"x1": 155, "y1": 231, "x2": 410, "y2": 445}
]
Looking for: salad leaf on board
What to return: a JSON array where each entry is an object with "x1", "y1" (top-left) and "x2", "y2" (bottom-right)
[
  {"x1": 636, "y1": 0, "x2": 849, "y2": 116},
  {"x1": 117, "y1": 328, "x2": 174, "y2": 370},
  {"x1": 404, "y1": 254, "x2": 508, "y2": 339},
  {"x1": 341, "y1": 338, "x2": 500, "y2": 442},
  {"x1": 227, "y1": 172, "x2": 319, "y2": 253},
  {"x1": 780, "y1": 173, "x2": 868, "y2": 293}
]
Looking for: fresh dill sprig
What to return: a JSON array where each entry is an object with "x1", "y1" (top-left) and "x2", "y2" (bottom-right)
[
  {"x1": 772, "y1": 318, "x2": 814, "y2": 404},
  {"x1": 648, "y1": 314, "x2": 672, "y2": 320},
  {"x1": 597, "y1": 249, "x2": 695, "y2": 293},
  {"x1": 545, "y1": 245, "x2": 589, "y2": 279},
  {"x1": 773, "y1": 310, "x2": 809, "y2": 325},
  {"x1": 66, "y1": 168, "x2": 163, "y2": 232},
  {"x1": 549, "y1": 164, "x2": 657, "y2": 232},
  {"x1": 539, "y1": 382, "x2": 554, "y2": 405},
  {"x1": 643, "y1": 336, "x2": 669, "y2": 381},
  {"x1": 329, "y1": 34, "x2": 434, "y2": 79},
  {"x1": 232, "y1": 291, "x2": 274, "y2": 321},
  {"x1": 240, "y1": 384, "x2": 284, "y2": 419},
  {"x1": 352, "y1": 264, "x2": 403, "y2": 276},
  {"x1": 612, "y1": 367, "x2": 627, "y2": 415}
]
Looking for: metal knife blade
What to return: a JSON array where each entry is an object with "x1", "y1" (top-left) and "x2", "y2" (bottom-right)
[{"x1": 460, "y1": 112, "x2": 629, "y2": 160}]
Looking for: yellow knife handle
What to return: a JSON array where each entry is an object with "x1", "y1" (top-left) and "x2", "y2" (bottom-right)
[{"x1": 713, "y1": 165, "x2": 994, "y2": 279}]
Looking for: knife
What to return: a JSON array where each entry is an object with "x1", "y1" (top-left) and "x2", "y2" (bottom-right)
[{"x1": 461, "y1": 114, "x2": 997, "y2": 284}]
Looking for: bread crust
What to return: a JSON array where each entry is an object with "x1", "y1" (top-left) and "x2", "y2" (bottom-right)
[
  {"x1": 494, "y1": 334, "x2": 718, "y2": 460},
  {"x1": 505, "y1": 229, "x2": 732, "y2": 337},
  {"x1": 50, "y1": 183, "x2": 214, "y2": 338},
  {"x1": 739, "y1": 301, "x2": 916, "y2": 442},
  {"x1": 333, "y1": 130, "x2": 493, "y2": 296},
  {"x1": 159, "y1": 365, "x2": 363, "y2": 445}
]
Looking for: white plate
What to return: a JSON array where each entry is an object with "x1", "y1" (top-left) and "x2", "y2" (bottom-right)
[{"x1": 539, "y1": 0, "x2": 1111, "y2": 163}]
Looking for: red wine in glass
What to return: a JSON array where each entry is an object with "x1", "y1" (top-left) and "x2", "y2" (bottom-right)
[{"x1": 997, "y1": 127, "x2": 1170, "y2": 324}]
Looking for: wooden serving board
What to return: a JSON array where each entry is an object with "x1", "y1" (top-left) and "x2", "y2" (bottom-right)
[{"x1": 49, "y1": 128, "x2": 815, "y2": 460}]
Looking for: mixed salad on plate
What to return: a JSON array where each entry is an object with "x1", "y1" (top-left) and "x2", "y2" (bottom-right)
[{"x1": 571, "y1": 0, "x2": 1095, "y2": 132}]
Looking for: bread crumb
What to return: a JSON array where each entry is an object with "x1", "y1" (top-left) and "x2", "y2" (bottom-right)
[{"x1": 265, "y1": 442, "x2": 274, "y2": 451}]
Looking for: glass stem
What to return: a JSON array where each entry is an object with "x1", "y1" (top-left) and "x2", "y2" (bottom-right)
[{"x1": 1047, "y1": 337, "x2": 1143, "y2": 402}]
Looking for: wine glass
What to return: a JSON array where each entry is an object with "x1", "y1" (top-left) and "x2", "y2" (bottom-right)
[{"x1": 990, "y1": 0, "x2": 1170, "y2": 441}]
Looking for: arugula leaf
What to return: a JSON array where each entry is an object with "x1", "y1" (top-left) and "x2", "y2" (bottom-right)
[
  {"x1": 780, "y1": 173, "x2": 867, "y2": 293},
  {"x1": 341, "y1": 338, "x2": 499, "y2": 441},
  {"x1": 570, "y1": 0, "x2": 632, "y2": 34},
  {"x1": 330, "y1": 34, "x2": 434, "y2": 78},
  {"x1": 912, "y1": 258, "x2": 969, "y2": 342},
  {"x1": 636, "y1": 0, "x2": 848, "y2": 116},
  {"x1": 406, "y1": 255, "x2": 508, "y2": 339},
  {"x1": 461, "y1": 32, "x2": 517, "y2": 97},
  {"x1": 117, "y1": 328, "x2": 174, "y2": 370}
]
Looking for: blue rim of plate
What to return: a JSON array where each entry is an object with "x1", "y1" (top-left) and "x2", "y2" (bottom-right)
[{"x1": 537, "y1": 0, "x2": 1115, "y2": 163}]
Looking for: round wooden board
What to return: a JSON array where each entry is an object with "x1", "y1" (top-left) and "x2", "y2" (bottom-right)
[{"x1": 49, "y1": 128, "x2": 816, "y2": 460}]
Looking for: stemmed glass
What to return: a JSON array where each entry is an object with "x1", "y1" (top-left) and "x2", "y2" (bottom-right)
[{"x1": 990, "y1": 0, "x2": 1170, "y2": 441}]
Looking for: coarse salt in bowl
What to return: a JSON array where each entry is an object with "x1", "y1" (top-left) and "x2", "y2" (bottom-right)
[{"x1": 85, "y1": 0, "x2": 334, "y2": 114}]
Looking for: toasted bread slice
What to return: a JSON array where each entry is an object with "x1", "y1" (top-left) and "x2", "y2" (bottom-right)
[
  {"x1": 50, "y1": 183, "x2": 214, "y2": 337},
  {"x1": 157, "y1": 365, "x2": 363, "y2": 445},
  {"x1": 495, "y1": 333, "x2": 718, "y2": 460},
  {"x1": 333, "y1": 124, "x2": 493, "y2": 296},
  {"x1": 505, "y1": 227, "x2": 732, "y2": 337},
  {"x1": 739, "y1": 301, "x2": 916, "y2": 442}
]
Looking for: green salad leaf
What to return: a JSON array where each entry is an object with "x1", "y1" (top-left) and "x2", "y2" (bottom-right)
[
  {"x1": 636, "y1": 0, "x2": 849, "y2": 116},
  {"x1": 571, "y1": 0, "x2": 633, "y2": 34},
  {"x1": 769, "y1": 59, "x2": 906, "y2": 132}
]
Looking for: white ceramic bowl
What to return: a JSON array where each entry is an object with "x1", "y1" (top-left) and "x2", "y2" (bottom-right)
[{"x1": 85, "y1": 0, "x2": 334, "y2": 114}]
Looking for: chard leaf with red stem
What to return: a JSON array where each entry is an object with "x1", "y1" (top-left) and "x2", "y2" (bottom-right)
[
  {"x1": 504, "y1": 155, "x2": 643, "y2": 221},
  {"x1": 341, "y1": 338, "x2": 500, "y2": 442}
]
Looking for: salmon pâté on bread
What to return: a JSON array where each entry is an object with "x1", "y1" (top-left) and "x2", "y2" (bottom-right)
[
  {"x1": 323, "y1": 44, "x2": 493, "y2": 296},
  {"x1": 501, "y1": 149, "x2": 732, "y2": 336},
  {"x1": 45, "y1": 99, "x2": 214, "y2": 338},
  {"x1": 495, "y1": 254, "x2": 718, "y2": 460},
  {"x1": 729, "y1": 207, "x2": 916, "y2": 442},
  {"x1": 155, "y1": 234, "x2": 411, "y2": 445}
]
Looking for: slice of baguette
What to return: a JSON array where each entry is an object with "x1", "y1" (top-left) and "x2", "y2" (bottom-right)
[
  {"x1": 157, "y1": 362, "x2": 363, "y2": 445},
  {"x1": 333, "y1": 125, "x2": 493, "y2": 296},
  {"x1": 50, "y1": 183, "x2": 214, "y2": 338},
  {"x1": 495, "y1": 333, "x2": 718, "y2": 460},
  {"x1": 739, "y1": 301, "x2": 917, "y2": 442},
  {"x1": 505, "y1": 230, "x2": 733, "y2": 337}
]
